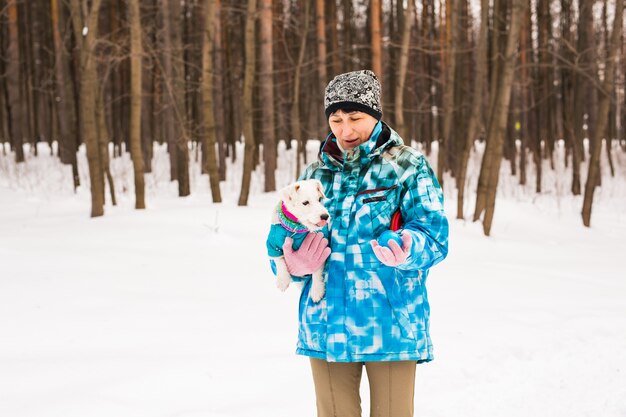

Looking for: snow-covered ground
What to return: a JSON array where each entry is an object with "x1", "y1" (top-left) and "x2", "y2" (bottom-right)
[{"x1": 1, "y1": 142, "x2": 625, "y2": 417}]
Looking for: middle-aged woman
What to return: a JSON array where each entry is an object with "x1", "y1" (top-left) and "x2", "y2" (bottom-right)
[{"x1": 273, "y1": 69, "x2": 449, "y2": 417}]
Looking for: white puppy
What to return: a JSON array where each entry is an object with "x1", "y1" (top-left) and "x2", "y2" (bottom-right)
[{"x1": 268, "y1": 179, "x2": 330, "y2": 302}]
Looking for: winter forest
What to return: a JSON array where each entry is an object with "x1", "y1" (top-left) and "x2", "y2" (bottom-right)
[
  {"x1": 1, "y1": 1, "x2": 626, "y2": 416},
  {"x1": 0, "y1": 0, "x2": 624, "y2": 232}
]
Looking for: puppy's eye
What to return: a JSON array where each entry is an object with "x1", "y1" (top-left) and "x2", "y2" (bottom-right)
[{"x1": 302, "y1": 201, "x2": 309, "y2": 206}]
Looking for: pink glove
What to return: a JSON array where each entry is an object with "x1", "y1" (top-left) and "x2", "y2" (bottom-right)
[
  {"x1": 283, "y1": 233, "x2": 331, "y2": 276},
  {"x1": 370, "y1": 232, "x2": 412, "y2": 267}
]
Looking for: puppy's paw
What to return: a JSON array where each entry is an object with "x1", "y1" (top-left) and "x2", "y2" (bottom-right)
[
  {"x1": 310, "y1": 281, "x2": 326, "y2": 303},
  {"x1": 276, "y1": 274, "x2": 291, "y2": 292}
]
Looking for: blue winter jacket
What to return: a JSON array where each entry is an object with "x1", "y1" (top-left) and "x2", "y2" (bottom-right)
[{"x1": 271, "y1": 121, "x2": 449, "y2": 363}]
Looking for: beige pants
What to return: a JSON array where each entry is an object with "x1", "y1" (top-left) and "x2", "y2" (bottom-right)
[{"x1": 310, "y1": 358, "x2": 417, "y2": 417}]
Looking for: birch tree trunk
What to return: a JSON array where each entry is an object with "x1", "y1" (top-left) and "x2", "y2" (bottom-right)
[
  {"x1": 581, "y1": 0, "x2": 623, "y2": 227},
  {"x1": 238, "y1": 0, "x2": 257, "y2": 206},
  {"x1": 129, "y1": 0, "x2": 146, "y2": 209},
  {"x1": 201, "y1": 0, "x2": 222, "y2": 202}
]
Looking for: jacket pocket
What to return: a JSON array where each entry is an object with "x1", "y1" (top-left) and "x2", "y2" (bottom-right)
[
  {"x1": 354, "y1": 186, "x2": 399, "y2": 243},
  {"x1": 377, "y1": 269, "x2": 417, "y2": 341},
  {"x1": 399, "y1": 271, "x2": 427, "y2": 333}
]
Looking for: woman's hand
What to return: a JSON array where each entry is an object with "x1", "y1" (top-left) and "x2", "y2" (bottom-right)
[
  {"x1": 370, "y1": 232, "x2": 412, "y2": 267},
  {"x1": 283, "y1": 233, "x2": 331, "y2": 276}
]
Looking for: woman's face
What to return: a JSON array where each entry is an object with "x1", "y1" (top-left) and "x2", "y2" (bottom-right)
[{"x1": 328, "y1": 110, "x2": 378, "y2": 151}]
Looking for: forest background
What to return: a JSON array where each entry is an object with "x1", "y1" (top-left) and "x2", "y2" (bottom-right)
[{"x1": 0, "y1": 0, "x2": 625, "y2": 234}]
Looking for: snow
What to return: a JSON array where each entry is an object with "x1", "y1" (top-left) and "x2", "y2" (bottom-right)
[{"x1": 1, "y1": 141, "x2": 625, "y2": 417}]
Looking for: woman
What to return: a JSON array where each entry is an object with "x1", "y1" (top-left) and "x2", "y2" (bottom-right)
[{"x1": 272, "y1": 70, "x2": 449, "y2": 417}]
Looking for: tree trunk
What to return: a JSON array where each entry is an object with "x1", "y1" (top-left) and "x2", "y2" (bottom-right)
[
  {"x1": 438, "y1": 0, "x2": 458, "y2": 187},
  {"x1": 328, "y1": 0, "x2": 341, "y2": 77},
  {"x1": 292, "y1": 2, "x2": 310, "y2": 180},
  {"x1": 21, "y1": 0, "x2": 38, "y2": 154},
  {"x1": 560, "y1": 0, "x2": 576, "y2": 192},
  {"x1": 129, "y1": 0, "x2": 146, "y2": 209},
  {"x1": 159, "y1": 0, "x2": 178, "y2": 182},
  {"x1": 202, "y1": 0, "x2": 222, "y2": 202},
  {"x1": 370, "y1": 0, "x2": 382, "y2": 78},
  {"x1": 475, "y1": 0, "x2": 526, "y2": 235},
  {"x1": 260, "y1": 0, "x2": 276, "y2": 191},
  {"x1": 393, "y1": 0, "x2": 414, "y2": 141},
  {"x1": 537, "y1": 0, "x2": 555, "y2": 165},
  {"x1": 213, "y1": 0, "x2": 227, "y2": 181},
  {"x1": 315, "y1": 0, "x2": 327, "y2": 138},
  {"x1": 581, "y1": 0, "x2": 623, "y2": 227},
  {"x1": 475, "y1": 0, "x2": 504, "y2": 220},
  {"x1": 457, "y1": 0, "x2": 488, "y2": 220},
  {"x1": 6, "y1": 1, "x2": 25, "y2": 162},
  {"x1": 70, "y1": 0, "x2": 105, "y2": 217},
  {"x1": 160, "y1": 0, "x2": 190, "y2": 196},
  {"x1": 420, "y1": 0, "x2": 434, "y2": 149},
  {"x1": 96, "y1": 91, "x2": 116, "y2": 206},
  {"x1": 170, "y1": 0, "x2": 190, "y2": 196},
  {"x1": 51, "y1": 0, "x2": 80, "y2": 190},
  {"x1": 238, "y1": 0, "x2": 257, "y2": 206}
]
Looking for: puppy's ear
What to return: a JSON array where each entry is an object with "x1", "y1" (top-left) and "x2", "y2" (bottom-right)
[
  {"x1": 315, "y1": 180, "x2": 326, "y2": 199},
  {"x1": 279, "y1": 184, "x2": 294, "y2": 202}
]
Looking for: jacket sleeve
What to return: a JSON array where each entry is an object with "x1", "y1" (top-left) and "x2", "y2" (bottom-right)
[
  {"x1": 266, "y1": 215, "x2": 311, "y2": 282},
  {"x1": 396, "y1": 154, "x2": 449, "y2": 271}
]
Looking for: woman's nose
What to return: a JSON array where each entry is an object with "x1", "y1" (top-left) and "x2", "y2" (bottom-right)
[{"x1": 341, "y1": 122, "x2": 354, "y2": 136}]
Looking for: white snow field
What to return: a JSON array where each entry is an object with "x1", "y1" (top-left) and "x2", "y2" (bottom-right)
[{"x1": 1, "y1": 141, "x2": 625, "y2": 417}]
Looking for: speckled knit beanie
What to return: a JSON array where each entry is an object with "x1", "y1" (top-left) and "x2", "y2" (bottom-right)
[{"x1": 324, "y1": 70, "x2": 382, "y2": 120}]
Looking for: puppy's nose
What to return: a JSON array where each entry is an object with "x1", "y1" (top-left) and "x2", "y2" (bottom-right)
[{"x1": 320, "y1": 213, "x2": 329, "y2": 221}]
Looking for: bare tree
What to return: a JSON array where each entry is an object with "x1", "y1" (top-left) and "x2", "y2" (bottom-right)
[
  {"x1": 394, "y1": 0, "x2": 415, "y2": 140},
  {"x1": 238, "y1": 0, "x2": 257, "y2": 206},
  {"x1": 51, "y1": 0, "x2": 79, "y2": 189},
  {"x1": 292, "y1": 2, "x2": 311, "y2": 179},
  {"x1": 474, "y1": 0, "x2": 526, "y2": 235},
  {"x1": 581, "y1": 0, "x2": 623, "y2": 227},
  {"x1": 260, "y1": 0, "x2": 276, "y2": 192},
  {"x1": 315, "y1": 0, "x2": 328, "y2": 138},
  {"x1": 201, "y1": 0, "x2": 222, "y2": 202},
  {"x1": 6, "y1": 1, "x2": 25, "y2": 162},
  {"x1": 129, "y1": 0, "x2": 146, "y2": 209},
  {"x1": 456, "y1": 0, "x2": 488, "y2": 220},
  {"x1": 70, "y1": 0, "x2": 105, "y2": 217},
  {"x1": 370, "y1": 0, "x2": 382, "y2": 78},
  {"x1": 438, "y1": 0, "x2": 459, "y2": 186},
  {"x1": 213, "y1": 0, "x2": 227, "y2": 181}
]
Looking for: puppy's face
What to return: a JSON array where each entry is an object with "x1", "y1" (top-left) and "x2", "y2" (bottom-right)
[{"x1": 280, "y1": 179, "x2": 330, "y2": 231}]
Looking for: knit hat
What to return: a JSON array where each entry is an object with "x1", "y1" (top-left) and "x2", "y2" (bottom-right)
[{"x1": 324, "y1": 70, "x2": 382, "y2": 120}]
